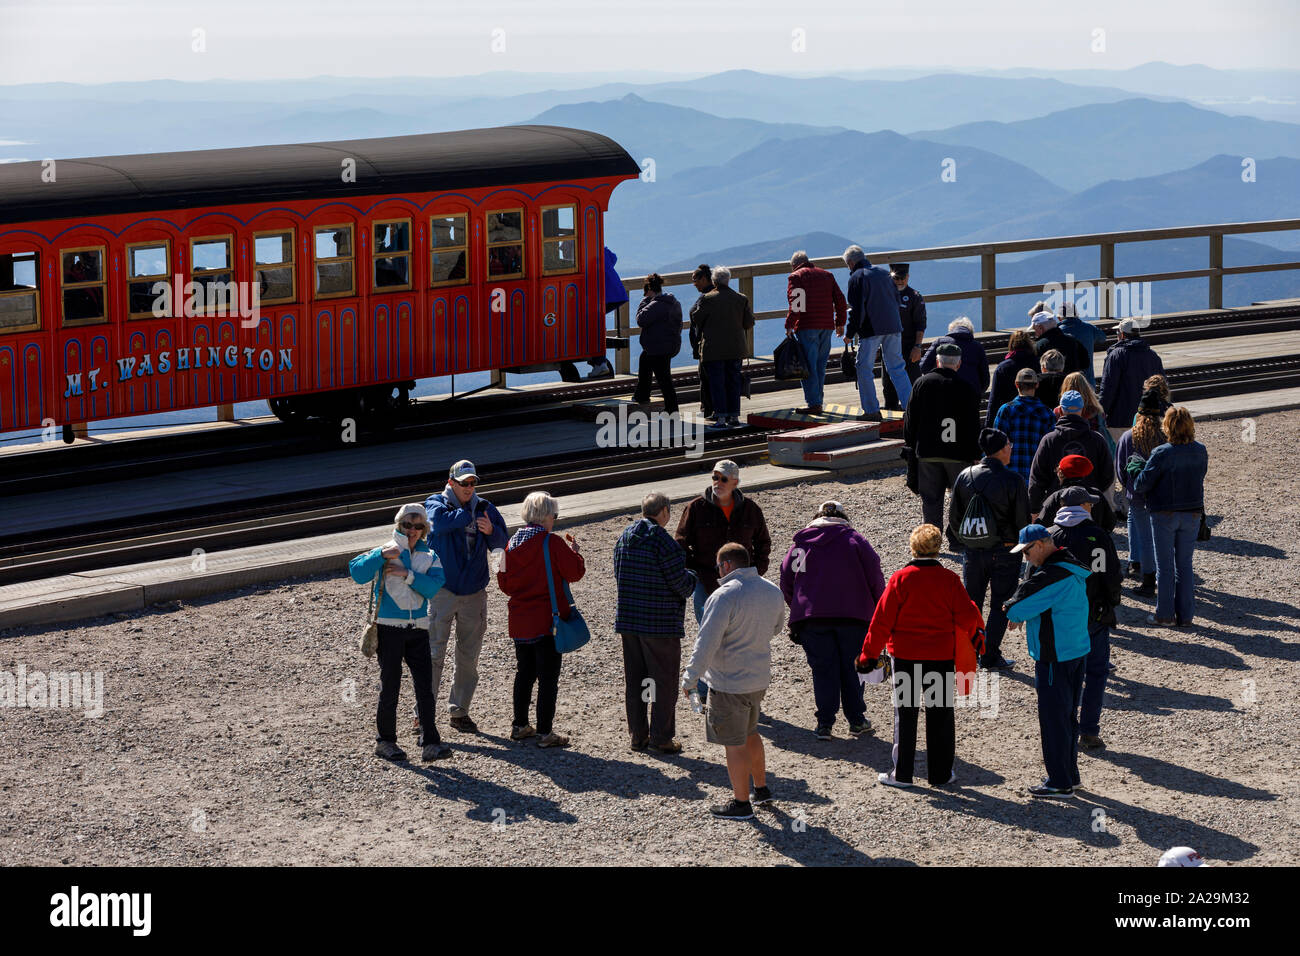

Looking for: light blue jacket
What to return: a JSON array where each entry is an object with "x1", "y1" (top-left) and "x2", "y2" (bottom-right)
[
  {"x1": 1004, "y1": 550, "x2": 1091, "y2": 663},
  {"x1": 349, "y1": 537, "x2": 445, "y2": 627}
]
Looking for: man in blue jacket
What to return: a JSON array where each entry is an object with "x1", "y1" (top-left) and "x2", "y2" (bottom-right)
[
  {"x1": 424, "y1": 459, "x2": 509, "y2": 732},
  {"x1": 843, "y1": 244, "x2": 910, "y2": 420},
  {"x1": 1004, "y1": 524, "x2": 1092, "y2": 798},
  {"x1": 1100, "y1": 317, "x2": 1165, "y2": 440},
  {"x1": 1057, "y1": 303, "x2": 1107, "y2": 388}
]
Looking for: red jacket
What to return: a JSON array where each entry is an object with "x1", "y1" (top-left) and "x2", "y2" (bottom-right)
[
  {"x1": 496, "y1": 530, "x2": 586, "y2": 642},
  {"x1": 785, "y1": 265, "x2": 847, "y2": 332},
  {"x1": 860, "y1": 561, "x2": 985, "y2": 686}
]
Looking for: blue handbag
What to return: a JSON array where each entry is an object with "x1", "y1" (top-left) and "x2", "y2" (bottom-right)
[{"x1": 542, "y1": 533, "x2": 590, "y2": 653}]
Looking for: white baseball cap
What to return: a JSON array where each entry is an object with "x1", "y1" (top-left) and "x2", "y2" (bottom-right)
[{"x1": 1158, "y1": 846, "x2": 1210, "y2": 867}]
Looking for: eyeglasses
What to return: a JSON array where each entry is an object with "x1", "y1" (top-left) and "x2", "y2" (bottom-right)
[{"x1": 400, "y1": 522, "x2": 425, "y2": 531}]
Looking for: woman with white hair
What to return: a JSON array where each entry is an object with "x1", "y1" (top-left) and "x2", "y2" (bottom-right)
[
  {"x1": 349, "y1": 503, "x2": 451, "y2": 763},
  {"x1": 496, "y1": 491, "x2": 586, "y2": 747},
  {"x1": 919, "y1": 316, "x2": 990, "y2": 397}
]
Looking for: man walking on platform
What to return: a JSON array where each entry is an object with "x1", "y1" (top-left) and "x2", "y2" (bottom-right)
[
  {"x1": 903, "y1": 342, "x2": 981, "y2": 534},
  {"x1": 693, "y1": 266, "x2": 755, "y2": 429},
  {"x1": 785, "y1": 250, "x2": 847, "y2": 416},
  {"x1": 1101, "y1": 317, "x2": 1165, "y2": 443},
  {"x1": 424, "y1": 459, "x2": 509, "y2": 732},
  {"x1": 882, "y1": 263, "x2": 926, "y2": 411},
  {"x1": 687, "y1": 264, "x2": 715, "y2": 420},
  {"x1": 843, "y1": 244, "x2": 911, "y2": 421}
]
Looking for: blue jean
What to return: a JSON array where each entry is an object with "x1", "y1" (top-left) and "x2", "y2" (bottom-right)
[
  {"x1": 1080, "y1": 622, "x2": 1110, "y2": 737},
  {"x1": 1035, "y1": 656, "x2": 1085, "y2": 789},
  {"x1": 703, "y1": 358, "x2": 742, "y2": 418},
  {"x1": 1152, "y1": 510, "x2": 1199, "y2": 622},
  {"x1": 856, "y1": 332, "x2": 910, "y2": 415},
  {"x1": 1127, "y1": 498, "x2": 1154, "y2": 570},
  {"x1": 795, "y1": 329, "x2": 832, "y2": 407},
  {"x1": 961, "y1": 548, "x2": 1022, "y2": 659},
  {"x1": 799, "y1": 621, "x2": 867, "y2": 727}
]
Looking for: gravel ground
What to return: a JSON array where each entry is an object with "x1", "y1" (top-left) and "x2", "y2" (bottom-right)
[{"x1": 2, "y1": 410, "x2": 1297, "y2": 866}]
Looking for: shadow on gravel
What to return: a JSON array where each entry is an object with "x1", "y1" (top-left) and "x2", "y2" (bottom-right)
[
  {"x1": 1101, "y1": 672, "x2": 1237, "y2": 716},
  {"x1": 747, "y1": 805, "x2": 912, "y2": 866},
  {"x1": 1194, "y1": 534, "x2": 1287, "y2": 560},
  {"x1": 398, "y1": 761, "x2": 580, "y2": 825},
  {"x1": 1095, "y1": 750, "x2": 1277, "y2": 803},
  {"x1": 921, "y1": 787, "x2": 1120, "y2": 850},
  {"x1": 1110, "y1": 625, "x2": 1246, "y2": 671},
  {"x1": 756, "y1": 714, "x2": 892, "y2": 768},
  {"x1": 1072, "y1": 792, "x2": 1260, "y2": 863}
]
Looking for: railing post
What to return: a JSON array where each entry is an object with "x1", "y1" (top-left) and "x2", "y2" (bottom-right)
[
  {"x1": 1099, "y1": 242, "x2": 1115, "y2": 319},
  {"x1": 489, "y1": 368, "x2": 504, "y2": 388},
  {"x1": 740, "y1": 273, "x2": 756, "y2": 356},
  {"x1": 1208, "y1": 233, "x2": 1223, "y2": 310},
  {"x1": 217, "y1": 403, "x2": 234, "y2": 422},
  {"x1": 980, "y1": 253, "x2": 996, "y2": 332},
  {"x1": 614, "y1": 301, "x2": 631, "y2": 375}
]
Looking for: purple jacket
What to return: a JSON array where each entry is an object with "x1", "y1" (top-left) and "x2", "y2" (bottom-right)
[{"x1": 779, "y1": 518, "x2": 887, "y2": 626}]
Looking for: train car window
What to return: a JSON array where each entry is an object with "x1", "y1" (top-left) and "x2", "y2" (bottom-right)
[
  {"x1": 254, "y1": 230, "x2": 295, "y2": 304},
  {"x1": 430, "y1": 214, "x2": 468, "y2": 287},
  {"x1": 190, "y1": 236, "x2": 234, "y2": 314},
  {"x1": 372, "y1": 219, "x2": 411, "y2": 291},
  {"x1": 61, "y1": 246, "x2": 107, "y2": 326},
  {"x1": 314, "y1": 225, "x2": 354, "y2": 298},
  {"x1": 0, "y1": 251, "x2": 40, "y2": 333},
  {"x1": 127, "y1": 242, "x2": 170, "y2": 318},
  {"x1": 486, "y1": 209, "x2": 524, "y2": 280},
  {"x1": 541, "y1": 204, "x2": 578, "y2": 276}
]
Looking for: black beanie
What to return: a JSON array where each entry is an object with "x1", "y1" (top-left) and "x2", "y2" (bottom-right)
[{"x1": 979, "y1": 427, "x2": 1010, "y2": 456}]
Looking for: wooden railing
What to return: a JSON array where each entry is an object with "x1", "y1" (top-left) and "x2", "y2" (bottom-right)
[{"x1": 607, "y1": 218, "x2": 1300, "y2": 374}]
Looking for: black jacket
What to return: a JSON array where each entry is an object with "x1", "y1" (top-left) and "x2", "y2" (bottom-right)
[
  {"x1": 1040, "y1": 479, "x2": 1117, "y2": 533},
  {"x1": 986, "y1": 349, "x2": 1038, "y2": 427},
  {"x1": 1049, "y1": 519, "x2": 1122, "y2": 626},
  {"x1": 947, "y1": 457, "x2": 1031, "y2": 550},
  {"x1": 897, "y1": 285, "x2": 927, "y2": 348},
  {"x1": 1100, "y1": 335, "x2": 1165, "y2": 427},
  {"x1": 1034, "y1": 327, "x2": 1091, "y2": 378},
  {"x1": 1036, "y1": 371, "x2": 1066, "y2": 412},
  {"x1": 919, "y1": 329, "x2": 990, "y2": 397},
  {"x1": 1028, "y1": 415, "x2": 1115, "y2": 514},
  {"x1": 903, "y1": 367, "x2": 981, "y2": 462},
  {"x1": 635, "y1": 292, "x2": 683, "y2": 358}
]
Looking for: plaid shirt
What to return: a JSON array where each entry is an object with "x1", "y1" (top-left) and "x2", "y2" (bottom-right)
[
  {"x1": 993, "y1": 395, "x2": 1055, "y2": 482},
  {"x1": 613, "y1": 518, "x2": 697, "y2": 637}
]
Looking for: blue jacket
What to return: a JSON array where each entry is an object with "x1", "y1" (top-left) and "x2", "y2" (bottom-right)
[
  {"x1": 1134, "y1": 441, "x2": 1208, "y2": 513},
  {"x1": 424, "y1": 486, "x2": 509, "y2": 594},
  {"x1": 920, "y1": 328, "x2": 990, "y2": 397},
  {"x1": 349, "y1": 538, "x2": 446, "y2": 626},
  {"x1": 845, "y1": 260, "x2": 901, "y2": 339},
  {"x1": 1059, "y1": 315, "x2": 1107, "y2": 387},
  {"x1": 1004, "y1": 548, "x2": 1091, "y2": 663},
  {"x1": 1100, "y1": 335, "x2": 1165, "y2": 427},
  {"x1": 604, "y1": 247, "x2": 629, "y2": 312}
]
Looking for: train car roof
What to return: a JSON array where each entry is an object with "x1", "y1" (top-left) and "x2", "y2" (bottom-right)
[{"x1": 0, "y1": 126, "x2": 641, "y2": 227}]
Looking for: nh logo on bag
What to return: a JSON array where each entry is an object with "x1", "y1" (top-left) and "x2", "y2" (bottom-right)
[{"x1": 960, "y1": 515, "x2": 988, "y2": 539}]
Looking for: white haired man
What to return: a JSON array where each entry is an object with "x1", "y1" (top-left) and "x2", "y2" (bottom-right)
[
  {"x1": 919, "y1": 316, "x2": 990, "y2": 398},
  {"x1": 843, "y1": 244, "x2": 911, "y2": 421},
  {"x1": 693, "y1": 265, "x2": 756, "y2": 429}
]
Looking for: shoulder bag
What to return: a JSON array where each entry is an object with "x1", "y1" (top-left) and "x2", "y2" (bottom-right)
[
  {"x1": 359, "y1": 570, "x2": 385, "y2": 658},
  {"x1": 543, "y1": 533, "x2": 591, "y2": 653}
]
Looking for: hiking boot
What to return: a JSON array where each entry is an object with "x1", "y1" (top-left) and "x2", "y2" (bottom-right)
[
  {"x1": 814, "y1": 724, "x2": 833, "y2": 741},
  {"x1": 510, "y1": 724, "x2": 537, "y2": 741},
  {"x1": 449, "y1": 715, "x2": 478, "y2": 733},
  {"x1": 980, "y1": 655, "x2": 1016, "y2": 671},
  {"x1": 1146, "y1": 613, "x2": 1176, "y2": 627},
  {"x1": 1137, "y1": 573, "x2": 1156, "y2": 595},
  {"x1": 537, "y1": 731, "x2": 570, "y2": 749},
  {"x1": 374, "y1": 740, "x2": 407, "y2": 762},
  {"x1": 1080, "y1": 733, "x2": 1105, "y2": 750},
  {"x1": 794, "y1": 405, "x2": 823, "y2": 416},
  {"x1": 750, "y1": 785, "x2": 773, "y2": 805},
  {"x1": 629, "y1": 736, "x2": 649, "y2": 752},
  {"x1": 647, "y1": 739, "x2": 683, "y2": 755},
  {"x1": 422, "y1": 742, "x2": 452, "y2": 761},
  {"x1": 709, "y1": 799, "x2": 754, "y2": 821},
  {"x1": 848, "y1": 720, "x2": 871, "y2": 737}
]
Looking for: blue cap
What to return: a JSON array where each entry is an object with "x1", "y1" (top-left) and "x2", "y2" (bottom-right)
[
  {"x1": 1010, "y1": 524, "x2": 1052, "y2": 553},
  {"x1": 1059, "y1": 389, "x2": 1084, "y2": 411}
]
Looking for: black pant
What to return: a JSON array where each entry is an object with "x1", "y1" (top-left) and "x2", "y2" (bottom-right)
[
  {"x1": 881, "y1": 358, "x2": 921, "y2": 409},
  {"x1": 1036, "y1": 656, "x2": 1085, "y2": 789},
  {"x1": 514, "y1": 635, "x2": 563, "y2": 734},
  {"x1": 890, "y1": 658, "x2": 956, "y2": 785},
  {"x1": 376, "y1": 624, "x2": 440, "y2": 746},
  {"x1": 633, "y1": 354, "x2": 679, "y2": 413},
  {"x1": 961, "y1": 547, "x2": 1022, "y2": 659},
  {"x1": 918, "y1": 459, "x2": 965, "y2": 530},
  {"x1": 697, "y1": 359, "x2": 713, "y2": 417},
  {"x1": 621, "y1": 633, "x2": 682, "y2": 745}
]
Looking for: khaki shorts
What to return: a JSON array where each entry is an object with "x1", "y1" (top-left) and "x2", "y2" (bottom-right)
[{"x1": 705, "y1": 688, "x2": 766, "y2": 747}]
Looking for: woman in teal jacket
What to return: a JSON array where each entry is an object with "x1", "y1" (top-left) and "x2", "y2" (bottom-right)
[{"x1": 350, "y1": 503, "x2": 450, "y2": 763}]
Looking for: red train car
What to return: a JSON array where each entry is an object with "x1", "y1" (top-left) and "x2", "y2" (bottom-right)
[{"x1": 0, "y1": 126, "x2": 640, "y2": 437}]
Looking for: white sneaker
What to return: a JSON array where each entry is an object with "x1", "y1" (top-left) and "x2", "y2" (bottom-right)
[{"x1": 877, "y1": 772, "x2": 914, "y2": 789}]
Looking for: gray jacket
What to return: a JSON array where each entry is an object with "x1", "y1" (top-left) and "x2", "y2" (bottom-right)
[{"x1": 683, "y1": 567, "x2": 786, "y2": 694}]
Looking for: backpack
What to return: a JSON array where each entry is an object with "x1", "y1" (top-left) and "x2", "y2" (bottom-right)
[{"x1": 957, "y1": 474, "x2": 1001, "y2": 549}]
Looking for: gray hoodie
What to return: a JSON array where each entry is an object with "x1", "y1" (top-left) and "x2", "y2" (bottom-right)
[{"x1": 682, "y1": 567, "x2": 786, "y2": 694}]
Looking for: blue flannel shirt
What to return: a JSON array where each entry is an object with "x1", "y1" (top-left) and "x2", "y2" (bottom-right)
[
  {"x1": 993, "y1": 395, "x2": 1056, "y2": 482},
  {"x1": 613, "y1": 518, "x2": 697, "y2": 637}
]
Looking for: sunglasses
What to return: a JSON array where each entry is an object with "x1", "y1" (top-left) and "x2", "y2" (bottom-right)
[
  {"x1": 711, "y1": 473, "x2": 731, "y2": 482},
  {"x1": 400, "y1": 522, "x2": 425, "y2": 531},
  {"x1": 455, "y1": 478, "x2": 478, "y2": 488}
]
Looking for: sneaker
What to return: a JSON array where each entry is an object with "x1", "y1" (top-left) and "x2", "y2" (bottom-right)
[
  {"x1": 510, "y1": 724, "x2": 537, "y2": 741},
  {"x1": 374, "y1": 740, "x2": 407, "y2": 762},
  {"x1": 647, "y1": 739, "x2": 683, "y2": 755},
  {"x1": 814, "y1": 724, "x2": 833, "y2": 741},
  {"x1": 706, "y1": 417, "x2": 731, "y2": 431},
  {"x1": 878, "y1": 772, "x2": 914, "y2": 789},
  {"x1": 709, "y1": 799, "x2": 754, "y2": 821},
  {"x1": 449, "y1": 715, "x2": 478, "y2": 733},
  {"x1": 1145, "y1": 613, "x2": 1176, "y2": 627},
  {"x1": 979, "y1": 655, "x2": 1016, "y2": 671},
  {"x1": 943, "y1": 771, "x2": 958, "y2": 785},
  {"x1": 422, "y1": 742, "x2": 452, "y2": 761},
  {"x1": 629, "y1": 737, "x2": 648, "y2": 752},
  {"x1": 1027, "y1": 783, "x2": 1075, "y2": 799},
  {"x1": 858, "y1": 411, "x2": 883, "y2": 422},
  {"x1": 726, "y1": 416, "x2": 742, "y2": 428},
  {"x1": 794, "y1": 406, "x2": 823, "y2": 416},
  {"x1": 750, "y1": 785, "x2": 773, "y2": 806},
  {"x1": 848, "y1": 720, "x2": 871, "y2": 737},
  {"x1": 1080, "y1": 733, "x2": 1105, "y2": 749},
  {"x1": 537, "y1": 731, "x2": 570, "y2": 749}
]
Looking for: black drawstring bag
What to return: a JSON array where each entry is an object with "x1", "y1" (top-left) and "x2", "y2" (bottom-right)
[
  {"x1": 774, "y1": 336, "x2": 809, "y2": 381},
  {"x1": 840, "y1": 342, "x2": 858, "y2": 383},
  {"x1": 1198, "y1": 512, "x2": 1212, "y2": 542}
]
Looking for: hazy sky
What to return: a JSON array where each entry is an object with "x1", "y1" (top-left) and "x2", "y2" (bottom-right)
[{"x1": 1, "y1": 0, "x2": 1297, "y2": 85}]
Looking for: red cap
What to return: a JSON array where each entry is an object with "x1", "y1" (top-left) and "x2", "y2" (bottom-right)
[{"x1": 1058, "y1": 454, "x2": 1093, "y2": 478}]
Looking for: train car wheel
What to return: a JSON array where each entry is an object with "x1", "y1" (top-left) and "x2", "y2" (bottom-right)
[
  {"x1": 559, "y1": 361, "x2": 581, "y2": 383},
  {"x1": 268, "y1": 397, "x2": 306, "y2": 424}
]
